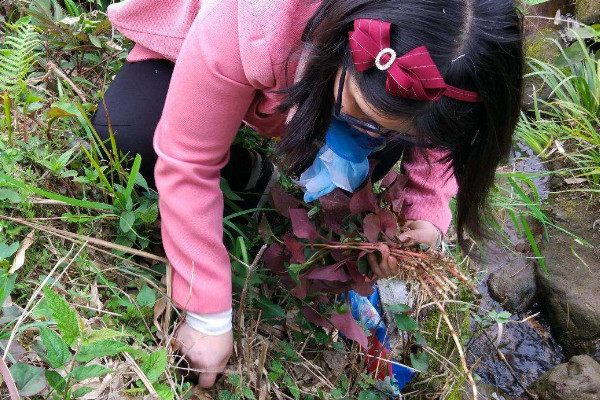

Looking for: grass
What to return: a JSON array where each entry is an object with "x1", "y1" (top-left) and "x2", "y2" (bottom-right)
[{"x1": 2, "y1": 1, "x2": 596, "y2": 400}]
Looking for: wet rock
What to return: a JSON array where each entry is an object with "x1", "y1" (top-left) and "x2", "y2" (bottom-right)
[
  {"x1": 488, "y1": 258, "x2": 537, "y2": 313},
  {"x1": 529, "y1": 355, "x2": 600, "y2": 400},
  {"x1": 576, "y1": 0, "x2": 600, "y2": 25},
  {"x1": 537, "y1": 200, "x2": 600, "y2": 357}
]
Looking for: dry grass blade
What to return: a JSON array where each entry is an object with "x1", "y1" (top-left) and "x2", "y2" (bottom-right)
[
  {"x1": 123, "y1": 352, "x2": 159, "y2": 398},
  {"x1": 0, "y1": 214, "x2": 168, "y2": 263},
  {"x1": 0, "y1": 355, "x2": 20, "y2": 400},
  {"x1": 419, "y1": 278, "x2": 478, "y2": 400},
  {"x1": 9, "y1": 229, "x2": 35, "y2": 274}
]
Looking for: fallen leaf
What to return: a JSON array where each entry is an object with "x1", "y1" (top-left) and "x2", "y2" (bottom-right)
[
  {"x1": 564, "y1": 177, "x2": 587, "y2": 185},
  {"x1": 9, "y1": 230, "x2": 35, "y2": 274}
]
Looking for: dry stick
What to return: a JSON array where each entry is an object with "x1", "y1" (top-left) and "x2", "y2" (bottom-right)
[
  {"x1": 480, "y1": 330, "x2": 538, "y2": 399},
  {"x1": 232, "y1": 245, "x2": 268, "y2": 375},
  {"x1": 419, "y1": 278, "x2": 478, "y2": 400},
  {"x1": 47, "y1": 62, "x2": 87, "y2": 102},
  {"x1": 256, "y1": 341, "x2": 269, "y2": 389},
  {"x1": 0, "y1": 215, "x2": 168, "y2": 263}
]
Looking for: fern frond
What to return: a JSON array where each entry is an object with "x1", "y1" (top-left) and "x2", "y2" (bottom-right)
[{"x1": 0, "y1": 16, "x2": 41, "y2": 95}]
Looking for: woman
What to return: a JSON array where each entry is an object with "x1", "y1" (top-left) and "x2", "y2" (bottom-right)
[{"x1": 97, "y1": 0, "x2": 523, "y2": 388}]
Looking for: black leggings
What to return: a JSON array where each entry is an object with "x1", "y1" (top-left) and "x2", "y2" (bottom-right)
[{"x1": 91, "y1": 59, "x2": 402, "y2": 189}]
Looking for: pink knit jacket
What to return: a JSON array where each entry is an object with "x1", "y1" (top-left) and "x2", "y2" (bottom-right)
[{"x1": 107, "y1": 0, "x2": 458, "y2": 314}]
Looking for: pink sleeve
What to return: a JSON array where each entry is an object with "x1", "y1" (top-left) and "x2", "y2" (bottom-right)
[
  {"x1": 153, "y1": 1, "x2": 257, "y2": 314},
  {"x1": 401, "y1": 148, "x2": 458, "y2": 236}
]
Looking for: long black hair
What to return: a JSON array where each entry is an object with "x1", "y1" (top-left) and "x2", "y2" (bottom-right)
[{"x1": 276, "y1": 0, "x2": 524, "y2": 245}]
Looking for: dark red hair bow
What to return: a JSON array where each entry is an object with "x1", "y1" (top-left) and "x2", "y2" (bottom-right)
[{"x1": 348, "y1": 19, "x2": 482, "y2": 103}]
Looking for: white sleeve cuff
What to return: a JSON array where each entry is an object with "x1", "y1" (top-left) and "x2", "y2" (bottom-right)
[{"x1": 185, "y1": 308, "x2": 233, "y2": 335}]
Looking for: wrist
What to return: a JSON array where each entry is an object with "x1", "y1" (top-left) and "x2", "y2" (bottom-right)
[{"x1": 185, "y1": 308, "x2": 233, "y2": 335}]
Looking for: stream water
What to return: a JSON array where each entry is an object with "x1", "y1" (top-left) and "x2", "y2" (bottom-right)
[{"x1": 466, "y1": 146, "x2": 565, "y2": 399}]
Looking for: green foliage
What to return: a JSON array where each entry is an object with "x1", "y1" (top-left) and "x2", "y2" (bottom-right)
[
  {"x1": 43, "y1": 286, "x2": 81, "y2": 346},
  {"x1": 140, "y1": 349, "x2": 167, "y2": 383},
  {"x1": 39, "y1": 326, "x2": 71, "y2": 368},
  {"x1": 72, "y1": 364, "x2": 113, "y2": 381},
  {"x1": 0, "y1": 16, "x2": 41, "y2": 96},
  {"x1": 10, "y1": 362, "x2": 47, "y2": 397},
  {"x1": 76, "y1": 340, "x2": 132, "y2": 362}
]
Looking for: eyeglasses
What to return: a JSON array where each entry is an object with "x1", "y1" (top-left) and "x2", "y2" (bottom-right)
[{"x1": 333, "y1": 65, "x2": 420, "y2": 145}]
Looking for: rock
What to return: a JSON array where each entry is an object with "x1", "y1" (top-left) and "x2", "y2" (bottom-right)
[
  {"x1": 576, "y1": 0, "x2": 600, "y2": 25},
  {"x1": 522, "y1": 0, "x2": 574, "y2": 35},
  {"x1": 488, "y1": 258, "x2": 537, "y2": 313},
  {"x1": 462, "y1": 382, "x2": 509, "y2": 400},
  {"x1": 537, "y1": 198, "x2": 600, "y2": 357},
  {"x1": 523, "y1": 28, "x2": 563, "y2": 108},
  {"x1": 529, "y1": 355, "x2": 600, "y2": 400},
  {"x1": 377, "y1": 278, "x2": 410, "y2": 329}
]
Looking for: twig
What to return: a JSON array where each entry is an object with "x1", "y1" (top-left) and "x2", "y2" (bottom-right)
[{"x1": 47, "y1": 62, "x2": 87, "y2": 102}]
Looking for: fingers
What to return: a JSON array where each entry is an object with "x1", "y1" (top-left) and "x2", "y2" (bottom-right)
[
  {"x1": 198, "y1": 371, "x2": 220, "y2": 388},
  {"x1": 367, "y1": 252, "x2": 399, "y2": 279},
  {"x1": 367, "y1": 253, "x2": 383, "y2": 279}
]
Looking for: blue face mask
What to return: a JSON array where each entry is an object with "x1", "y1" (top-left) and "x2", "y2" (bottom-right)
[{"x1": 295, "y1": 116, "x2": 386, "y2": 202}]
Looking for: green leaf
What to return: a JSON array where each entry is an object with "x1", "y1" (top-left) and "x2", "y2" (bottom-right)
[
  {"x1": 386, "y1": 304, "x2": 411, "y2": 314},
  {"x1": 220, "y1": 177, "x2": 243, "y2": 201},
  {"x1": 252, "y1": 295, "x2": 285, "y2": 319},
  {"x1": 72, "y1": 364, "x2": 113, "y2": 381},
  {"x1": 140, "y1": 349, "x2": 167, "y2": 383},
  {"x1": 72, "y1": 386, "x2": 94, "y2": 398},
  {"x1": 394, "y1": 314, "x2": 419, "y2": 332},
  {"x1": 76, "y1": 340, "x2": 132, "y2": 363},
  {"x1": 45, "y1": 370, "x2": 66, "y2": 394},
  {"x1": 43, "y1": 287, "x2": 81, "y2": 345},
  {"x1": 154, "y1": 383, "x2": 175, "y2": 400},
  {"x1": 136, "y1": 285, "x2": 156, "y2": 308},
  {"x1": 39, "y1": 326, "x2": 71, "y2": 368},
  {"x1": 410, "y1": 351, "x2": 429, "y2": 372},
  {"x1": 413, "y1": 331, "x2": 428, "y2": 347},
  {"x1": 358, "y1": 391, "x2": 381, "y2": 400},
  {"x1": 119, "y1": 210, "x2": 136, "y2": 233},
  {"x1": 242, "y1": 385, "x2": 257, "y2": 399},
  {"x1": 82, "y1": 328, "x2": 129, "y2": 344},
  {"x1": 0, "y1": 242, "x2": 20, "y2": 259},
  {"x1": 228, "y1": 372, "x2": 241, "y2": 386},
  {"x1": 0, "y1": 188, "x2": 21, "y2": 202},
  {"x1": 218, "y1": 390, "x2": 236, "y2": 400},
  {"x1": 0, "y1": 273, "x2": 16, "y2": 307},
  {"x1": 10, "y1": 362, "x2": 47, "y2": 396}
]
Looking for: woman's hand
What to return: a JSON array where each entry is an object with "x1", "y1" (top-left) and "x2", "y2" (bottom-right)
[
  {"x1": 398, "y1": 219, "x2": 441, "y2": 249},
  {"x1": 174, "y1": 322, "x2": 233, "y2": 388},
  {"x1": 365, "y1": 219, "x2": 441, "y2": 281}
]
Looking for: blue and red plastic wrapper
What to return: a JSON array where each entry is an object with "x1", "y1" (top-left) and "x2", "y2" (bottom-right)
[{"x1": 340, "y1": 287, "x2": 418, "y2": 397}]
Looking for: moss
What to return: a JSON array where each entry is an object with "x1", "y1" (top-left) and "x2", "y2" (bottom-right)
[
  {"x1": 576, "y1": 0, "x2": 600, "y2": 24},
  {"x1": 525, "y1": 28, "x2": 562, "y2": 66}
]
